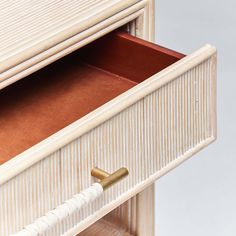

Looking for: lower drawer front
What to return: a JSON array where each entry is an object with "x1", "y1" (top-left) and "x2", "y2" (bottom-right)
[{"x1": 0, "y1": 33, "x2": 216, "y2": 235}]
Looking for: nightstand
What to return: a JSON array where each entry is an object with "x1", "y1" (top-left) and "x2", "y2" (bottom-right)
[{"x1": 0, "y1": 1, "x2": 217, "y2": 235}]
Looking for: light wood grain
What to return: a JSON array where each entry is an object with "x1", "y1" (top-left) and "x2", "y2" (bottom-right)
[
  {"x1": 0, "y1": 8, "x2": 145, "y2": 90},
  {"x1": 0, "y1": 0, "x2": 146, "y2": 87},
  {"x1": 0, "y1": 1, "x2": 217, "y2": 235},
  {"x1": 78, "y1": 219, "x2": 133, "y2": 236},
  {"x1": 129, "y1": 6, "x2": 156, "y2": 235},
  {"x1": 78, "y1": 185, "x2": 154, "y2": 236},
  {"x1": 0, "y1": 51, "x2": 217, "y2": 235},
  {"x1": 0, "y1": 43, "x2": 216, "y2": 186},
  {"x1": 0, "y1": 0, "x2": 141, "y2": 74}
]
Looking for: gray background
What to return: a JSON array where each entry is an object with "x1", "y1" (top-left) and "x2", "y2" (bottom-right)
[{"x1": 154, "y1": 0, "x2": 236, "y2": 235}]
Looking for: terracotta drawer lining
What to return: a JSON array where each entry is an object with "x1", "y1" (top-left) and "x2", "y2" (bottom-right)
[{"x1": 0, "y1": 31, "x2": 183, "y2": 164}]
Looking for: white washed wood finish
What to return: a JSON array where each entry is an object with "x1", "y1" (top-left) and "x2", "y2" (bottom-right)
[
  {"x1": 0, "y1": 52, "x2": 216, "y2": 235},
  {"x1": 78, "y1": 219, "x2": 133, "y2": 236},
  {"x1": 101, "y1": 184, "x2": 155, "y2": 236},
  {"x1": 0, "y1": 0, "x2": 146, "y2": 88},
  {"x1": 0, "y1": 0, "x2": 140, "y2": 71},
  {"x1": 79, "y1": 198, "x2": 139, "y2": 235}
]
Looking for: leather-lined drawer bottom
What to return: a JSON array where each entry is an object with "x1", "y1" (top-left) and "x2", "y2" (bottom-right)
[{"x1": 0, "y1": 31, "x2": 217, "y2": 235}]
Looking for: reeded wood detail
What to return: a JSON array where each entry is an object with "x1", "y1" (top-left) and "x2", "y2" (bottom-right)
[
  {"x1": 0, "y1": 53, "x2": 216, "y2": 235},
  {"x1": 78, "y1": 197, "x2": 139, "y2": 235},
  {"x1": 143, "y1": 59, "x2": 215, "y2": 173},
  {"x1": 0, "y1": 0, "x2": 141, "y2": 74},
  {"x1": 0, "y1": 0, "x2": 146, "y2": 88},
  {"x1": 78, "y1": 219, "x2": 133, "y2": 236}
]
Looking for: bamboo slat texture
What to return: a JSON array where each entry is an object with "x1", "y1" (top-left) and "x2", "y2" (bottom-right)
[
  {"x1": 0, "y1": 0, "x2": 145, "y2": 88},
  {"x1": 0, "y1": 50, "x2": 217, "y2": 235}
]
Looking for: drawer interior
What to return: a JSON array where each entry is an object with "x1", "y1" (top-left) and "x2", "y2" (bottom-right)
[{"x1": 0, "y1": 31, "x2": 184, "y2": 164}]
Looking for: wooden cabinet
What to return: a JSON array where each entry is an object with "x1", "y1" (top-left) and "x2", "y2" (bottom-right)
[{"x1": 0, "y1": 1, "x2": 217, "y2": 235}]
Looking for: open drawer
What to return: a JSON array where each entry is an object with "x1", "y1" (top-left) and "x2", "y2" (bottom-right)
[{"x1": 0, "y1": 31, "x2": 217, "y2": 235}]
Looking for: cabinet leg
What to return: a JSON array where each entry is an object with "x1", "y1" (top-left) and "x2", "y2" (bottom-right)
[{"x1": 136, "y1": 184, "x2": 155, "y2": 236}]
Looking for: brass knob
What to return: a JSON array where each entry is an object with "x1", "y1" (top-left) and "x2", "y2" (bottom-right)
[{"x1": 91, "y1": 167, "x2": 129, "y2": 190}]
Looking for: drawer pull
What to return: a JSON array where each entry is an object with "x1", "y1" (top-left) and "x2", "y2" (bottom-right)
[
  {"x1": 91, "y1": 167, "x2": 129, "y2": 189},
  {"x1": 12, "y1": 168, "x2": 128, "y2": 236}
]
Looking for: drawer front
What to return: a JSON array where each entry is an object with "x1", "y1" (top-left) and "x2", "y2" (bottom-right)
[{"x1": 0, "y1": 47, "x2": 216, "y2": 235}]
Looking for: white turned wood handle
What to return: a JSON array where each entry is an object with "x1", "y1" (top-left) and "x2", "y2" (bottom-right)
[{"x1": 12, "y1": 183, "x2": 103, "y2": 236}]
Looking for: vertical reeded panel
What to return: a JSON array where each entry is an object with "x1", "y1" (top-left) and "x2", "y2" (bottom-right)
[
  {"x1": 143, "y1": 58, "x2": 214, "y2": 175},
  {"x1": 0, "y1": 152, "x2": 61, "y2": 236},
  {"x1": 56, "y1": 99, "x2": 145, "y2": 235},
  {"x1": 0, "y1": 54, "x2": 216, "y2": 235},
  {"x1": 0, "y1": 0, "x2": 142, "y2": 78}
]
